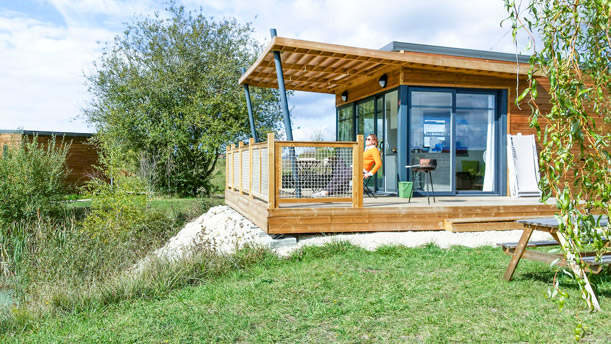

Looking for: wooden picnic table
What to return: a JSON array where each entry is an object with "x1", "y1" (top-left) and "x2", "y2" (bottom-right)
[{"x1": 500, "y1": 216, "x2": 610, "y2": 281}]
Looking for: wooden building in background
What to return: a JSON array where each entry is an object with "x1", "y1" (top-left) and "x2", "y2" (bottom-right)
[{"x1": 0, "y1": 130, "x2": 99, "y2": 187}]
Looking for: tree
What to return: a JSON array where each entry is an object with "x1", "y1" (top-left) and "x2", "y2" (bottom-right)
[
  {"x1": 83, "y1": 2, "x2": 283, "y2": 196},
  {"x1": 506, "y1": 0, "x2": 611, "y2": 313}
]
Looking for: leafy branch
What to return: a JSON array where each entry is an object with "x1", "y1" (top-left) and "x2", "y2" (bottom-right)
[{"x1": 505, "y1": 0, "x2": 611, "y2": 314}]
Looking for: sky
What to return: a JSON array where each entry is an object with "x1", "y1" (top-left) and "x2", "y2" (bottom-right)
[{"x1": 0, "y1": 0, "x2": 527, "y2": 140}]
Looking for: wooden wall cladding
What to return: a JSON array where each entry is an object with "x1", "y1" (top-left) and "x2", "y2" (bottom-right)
[
  {"x1": 0, "y1": 134, "x2": 21, "y2": 149},
  {"x1": 335, "y1": 67, "x2": 401, "y2": 106},
  {"x1": 60, "y1": 136, "x2": 100, "y2": 186},
  {"x1": 401, "y1": 67, "x2": 516, "y2": 89},
  {"x1": 1, "y1": 133, "x2": 99, "y2": 187}
]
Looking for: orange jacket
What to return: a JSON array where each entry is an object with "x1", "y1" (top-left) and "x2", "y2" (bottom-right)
[{"x1": 363, "y1": 147, "x2": 382, "y2": 175}]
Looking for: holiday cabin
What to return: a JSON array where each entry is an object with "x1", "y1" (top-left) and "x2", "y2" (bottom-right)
[{"x1": 225, "y1": 33, "x2": 556, "y2": 234}]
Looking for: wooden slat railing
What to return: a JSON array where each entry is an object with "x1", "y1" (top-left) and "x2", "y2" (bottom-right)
[{"x1": 226, "y1": 134, "x2": 364, "y2": 208}]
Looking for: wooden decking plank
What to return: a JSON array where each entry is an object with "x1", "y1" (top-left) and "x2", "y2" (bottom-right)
[
  {"x1": 446, "y1": 215, "x2": 550, "y2": 224},
  {"x1": 443, "y1": 215, "x2": 553, "y2": 232},
  {"x1": 267, "y1": 221, "x2": 444, "y2": 234},
  {"x1": 225, "y1": 189, "x2": 557, "y2": 234},
  {"x1": 269, "y1": 213, "x2": 454, "y2": 225}
]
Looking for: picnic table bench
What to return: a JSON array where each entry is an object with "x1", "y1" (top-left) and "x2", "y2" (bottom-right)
[{"x1": 499, "y1": 217, "x2": 611, "y2": 281}]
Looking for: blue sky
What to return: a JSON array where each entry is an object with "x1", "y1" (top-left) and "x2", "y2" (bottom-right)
[{"x1": 0, "y1": 0, "x2": 525, "y2": 140}]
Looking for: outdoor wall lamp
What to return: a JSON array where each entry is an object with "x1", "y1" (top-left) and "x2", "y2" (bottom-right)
[
  {"x1": 341, "y1": 90, "x2": 348, "y2": 102},
  {"x1": 378, "y1": 74, "x2": 388, "y2": 88}
]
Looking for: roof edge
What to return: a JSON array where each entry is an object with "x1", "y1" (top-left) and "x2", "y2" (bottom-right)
[
  {"x1": 0, "y1": 129, "x2": 95, "y2": 138},
  {"x1": 379, "y1": 41, "x2": 531, "y2": 64}
]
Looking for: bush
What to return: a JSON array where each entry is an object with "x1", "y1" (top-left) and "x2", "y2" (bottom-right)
[
  {"x1": 0, "y1": 135, "x2": 70, "y2": 225},
  {"x1": 81, "y1": 175, "x2": 149, "y2": 242}
]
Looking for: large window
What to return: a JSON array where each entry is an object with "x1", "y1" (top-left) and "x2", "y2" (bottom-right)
[
  {"x1": 336, "y1": 90, "x2": 399, "y2": 193},
  {"x1": 357, "y1": 99, "x2": 375, "y2": 136},
  {"x1": 337, "y1": 105, "x2": 353, "y2": 141}
]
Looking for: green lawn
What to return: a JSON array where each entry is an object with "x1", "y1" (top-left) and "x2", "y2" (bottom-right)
[{"x1": 4, "y1": 244, "x2": 611, "y2": 343}]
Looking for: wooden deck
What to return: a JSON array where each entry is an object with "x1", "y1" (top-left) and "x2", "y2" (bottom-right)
[{"x1": 225, "y1": 189, "x2": 558, "y2": 234}]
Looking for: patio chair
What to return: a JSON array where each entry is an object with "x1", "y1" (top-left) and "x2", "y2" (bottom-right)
[{"x1": 364, "y1": 175, "x2": 377, "y2": 198}]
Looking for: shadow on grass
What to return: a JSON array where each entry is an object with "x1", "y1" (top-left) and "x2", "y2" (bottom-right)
[{"x1": 515, "y1": 269, "x2": 611, "y2": 298}]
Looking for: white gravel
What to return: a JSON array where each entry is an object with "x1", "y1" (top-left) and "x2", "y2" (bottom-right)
[
  {"x1": 142, "y1": 205, "x2": 554, "y2": 263},
  {"x1": 273, "y1": 229, "x2": 554, "y2": 256}
]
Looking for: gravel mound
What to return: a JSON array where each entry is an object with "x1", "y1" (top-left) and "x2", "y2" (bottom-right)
[
  {"x1": 138, "y1": 205, "x2": 554, "y2": 265},
  {"x1": 133, "y1": 205, "x2": 266, "y2": 272}
]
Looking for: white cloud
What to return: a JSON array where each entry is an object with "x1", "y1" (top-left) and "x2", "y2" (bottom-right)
[{"x1": 0, "y1": 9, "x2": 116, "y2": 132}]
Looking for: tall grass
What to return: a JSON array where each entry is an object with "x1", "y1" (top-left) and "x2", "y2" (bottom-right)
[
  {"x1": 1, "y1": 153, "x2": 227, "y2": 329},
  {"x1": 1, "y1": 196, "x2": 224, "y2": 321},
  {"x1": 0, "y1": 135, "x2": 70, "y2": 290}
]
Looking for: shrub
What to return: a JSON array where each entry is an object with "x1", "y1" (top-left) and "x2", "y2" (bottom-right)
[
  {"x1": 80, "y1": 175, "x2": 149, "y2": 242},
  {"x1": 0, "y1": 135, "x2": 70, "y2": 225}
]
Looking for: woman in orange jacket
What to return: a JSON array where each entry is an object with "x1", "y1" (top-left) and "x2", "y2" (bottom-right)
[
  {"x1": 312, "y1": 133, "x2": 382, "y2": 197},
  {"x1": 363, "y1": 133, "x2": 382, "y2": 179}
]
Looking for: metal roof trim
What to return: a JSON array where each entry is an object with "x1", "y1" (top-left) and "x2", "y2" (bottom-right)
[{"x1": 379, "y1": 41, "x2": 531, "y2": 64}]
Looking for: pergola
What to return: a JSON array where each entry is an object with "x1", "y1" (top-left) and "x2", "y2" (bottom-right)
[
  {"x1": 238, "y1": 31, "x2": 531, "y2": 141},
  {"x1": 239, "y1": 37, "x2": 529, "y2": 93}
]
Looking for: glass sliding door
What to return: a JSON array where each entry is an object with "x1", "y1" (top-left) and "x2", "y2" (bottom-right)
[
  {"x1": 409, "y1": 88, "x2": 498, "y2": 195},
  {"x1": 357, "y1": 99, "x2": 375, "y2": 192},
  {"x1": 375, "y1": 96, "x2": 384, "y2": 190},
  {"x1": 336, "y1": 90, "x2": 400, "y2": 194},
  {"x1": 455, "y1": 93, "x2": 496, "y2": 192},
  {"x1": 384, "y1": 90, "x2": 398, "y2": 192},
  {"x1": 410, "y1": 91, "x2": 453, "y2": 193}
]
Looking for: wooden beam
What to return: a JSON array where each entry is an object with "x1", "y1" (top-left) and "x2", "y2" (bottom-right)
[
  {"x1": 249, "y1": 138, "x2": 254, "y2": 200},
  {"x1": 353, "y1": 135, "x2": 364, "y2": 208},
  {"x1": 238, "y1": 141, "x2": 244, "y2": 195},
  {"x1": 230, "y1": 144, "x2": 236, "y2": 192},
  {"x1": 225, "y1": 145, "x2": 230, "y2": 190},
  {"x1": 267, "y1": 133, "x2": 276, "y2": 209}
]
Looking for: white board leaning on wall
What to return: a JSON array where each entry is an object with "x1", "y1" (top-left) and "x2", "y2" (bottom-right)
[{"x1": 507, "y1": 134, "x2": 542, "y2": 197}]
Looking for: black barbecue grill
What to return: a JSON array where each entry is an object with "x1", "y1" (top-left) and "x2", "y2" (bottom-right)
[{"x1": 405, "y1": 158, "x2": 437, "y2": 204}]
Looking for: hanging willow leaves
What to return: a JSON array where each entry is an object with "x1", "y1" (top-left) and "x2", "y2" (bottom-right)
[{"x1": 505, "y1": 0, "x2": 611, "y2": 313}]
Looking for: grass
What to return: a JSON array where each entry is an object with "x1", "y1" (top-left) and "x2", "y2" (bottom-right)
[{"x1": 3, "y1": 243, "x2": 611, "y2": 343}]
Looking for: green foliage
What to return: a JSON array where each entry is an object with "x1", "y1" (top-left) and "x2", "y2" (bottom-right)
[
  {"x1": 505, "y1": 0, "x2": 611, "y2": 312},
  {"x1": 83, "y1": 2, "x2": 283, "y2": 196},
  {"x1": 0, "y1": 135, "x2": 70, "y2": 225},
  {"x1": 80, "y1": 176, "x2": 149, "y2": 242},
  {"x1": 1, "y1": 194, "x2": 219, "y2": 321},
  {"x1": 80, "y1": 141, "x2": 149, "y2": 242},
  {"x1": 0, "y1": 136, "x2": 70, "y2": 280}
]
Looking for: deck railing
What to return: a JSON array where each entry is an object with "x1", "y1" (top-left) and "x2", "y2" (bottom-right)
[{"x1": 226, "y1": 133, "x2": 364, "y2": 208}]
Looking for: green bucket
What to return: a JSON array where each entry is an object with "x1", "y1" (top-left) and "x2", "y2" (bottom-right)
[{"x1": 398, "y1": 181, "x2": 413, "y2": 198}]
